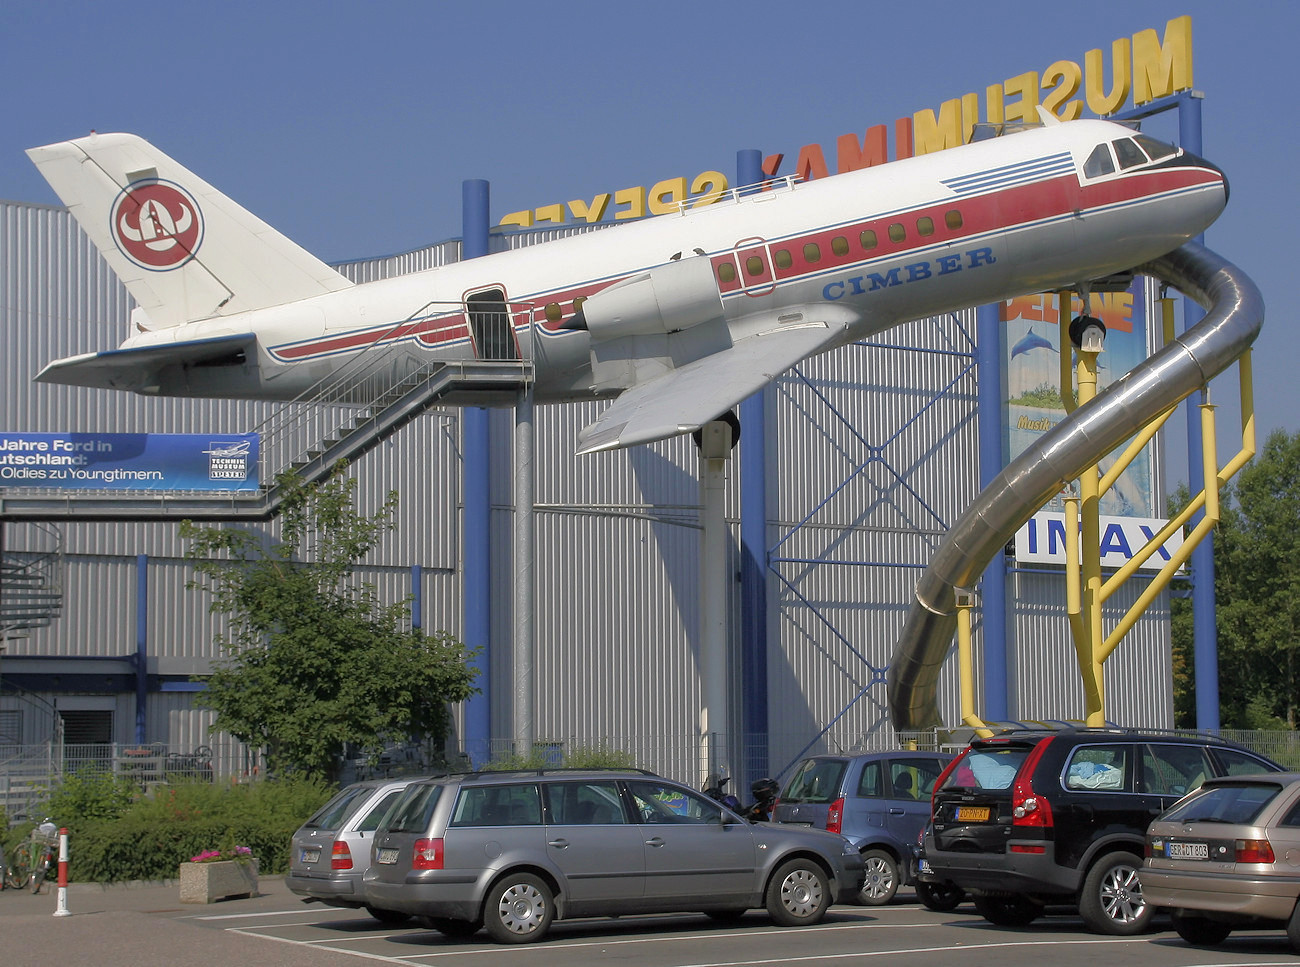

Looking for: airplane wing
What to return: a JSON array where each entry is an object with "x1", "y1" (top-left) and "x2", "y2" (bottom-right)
[
  {"x1": 35, "y1": 334, "x2": 257, "y2": 393},
  {"x1": 577, "y1": 319, "x2": 847, "y2": 454}
]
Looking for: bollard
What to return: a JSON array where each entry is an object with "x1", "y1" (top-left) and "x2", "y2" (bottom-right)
[{"x1": 52, "y1": 828, "x2": 70, "y2": 917}]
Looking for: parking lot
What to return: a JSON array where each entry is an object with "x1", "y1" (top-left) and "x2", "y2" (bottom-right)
[{"x1": 6, "y1": 879, "x2": 1298, "y2": 967}]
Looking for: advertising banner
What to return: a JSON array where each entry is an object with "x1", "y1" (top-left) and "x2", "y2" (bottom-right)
[
  {"x1": 0, "y1": 433, "x2": 259, "y2": 491},
  {"x1": 1016, "y1": 511, "x2": 1184, "y2": 572}
]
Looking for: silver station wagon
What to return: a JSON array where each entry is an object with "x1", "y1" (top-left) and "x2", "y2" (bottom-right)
[{"x1": 363, "y1": 769, "x2": 865, "y2": 943}]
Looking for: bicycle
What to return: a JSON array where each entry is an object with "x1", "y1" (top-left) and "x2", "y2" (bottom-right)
[{"x1": 8, "y1": 820, "x2": 59, "y2": 893}]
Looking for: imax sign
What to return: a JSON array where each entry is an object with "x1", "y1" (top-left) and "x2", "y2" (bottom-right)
[{"x1": 1015, "y1": 512, "x2": 1185, "y2": 571}]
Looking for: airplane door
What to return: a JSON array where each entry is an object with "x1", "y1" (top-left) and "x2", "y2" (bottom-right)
[
  {"x1": 466, "y1": 287, "x2": 520, "y2": 361},
  {"x1": 731, "y1": 238, "x2": 776, "y2": 297}
]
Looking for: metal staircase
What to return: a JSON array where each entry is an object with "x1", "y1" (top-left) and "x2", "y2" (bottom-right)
[{"x1": 1, "y1": 523, "x2": 63, "y2": 633}]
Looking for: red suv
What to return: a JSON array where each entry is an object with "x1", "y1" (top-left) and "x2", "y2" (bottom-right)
[{"x1": 917, "y1": 728, "x2": 1282, "y2": 934}]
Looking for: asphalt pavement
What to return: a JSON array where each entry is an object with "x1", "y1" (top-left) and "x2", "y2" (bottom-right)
[{"x1": 0, "y1": 874, "x2": 367, "y2": 967}]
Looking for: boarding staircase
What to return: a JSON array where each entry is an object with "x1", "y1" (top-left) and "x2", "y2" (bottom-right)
[{"x1": 0, "y1": 314, "x2": 534, "y2": 523}]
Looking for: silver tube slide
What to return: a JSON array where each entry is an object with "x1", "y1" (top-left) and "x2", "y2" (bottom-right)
[{"x1": 888, "y1": 242, "x2": 1264, "y2": 730}]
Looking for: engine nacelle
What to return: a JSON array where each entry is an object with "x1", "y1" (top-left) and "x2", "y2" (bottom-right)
[{"x1": 575, "y1": 255, "x2": 723, "y2": 341}]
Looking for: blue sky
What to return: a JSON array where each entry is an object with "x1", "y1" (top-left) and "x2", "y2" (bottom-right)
[{"x1": 3, "y1": 0, "x2": 1295, "y2": 488}]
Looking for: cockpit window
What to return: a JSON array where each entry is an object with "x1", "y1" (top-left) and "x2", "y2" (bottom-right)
[
  {"x1": 1083, "y1": 144, "x2": 1116, "y2": 178},
  {"x1": 1134, "y1": 135, "x2": 1178, "y2": 162},
  {"x1": 1114, "y1": 138, "x2": 1148, "y2": 170}
]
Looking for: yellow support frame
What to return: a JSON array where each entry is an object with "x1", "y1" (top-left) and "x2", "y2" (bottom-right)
[{"x1": 958, "y1": 296, "x2": 1256, "y2": 727}]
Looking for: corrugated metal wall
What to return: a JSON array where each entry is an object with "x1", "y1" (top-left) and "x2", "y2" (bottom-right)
[{"x1": 0, "y1": 197, "x2": 1173, "y2": 783}]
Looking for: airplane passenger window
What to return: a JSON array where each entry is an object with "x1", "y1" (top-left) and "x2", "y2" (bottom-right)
[
  {"x1": 945, "y1": 210, "x2": 963, "y2": 230},
  {"x1": 860, "y1": 229, "x2": 878, "y2": 250},
  {"x1": 746, "y1": 256, "x2": 765, "y2": 277},
  {"x1": 916, "y1": 217, "x2": 934, "y2": 237},
  {"x1": 718, "y1": 263, "x2": 737, "y2": 283},
  {"x1": 803, "y1": 243, "x2": 821, "y2": 263},
  {"x1": 888, "y1": 223, "x2": 905, "y2": 243},
  {"x1": 1083, "y1": 144, "x2": 1115, "y2": 178},
  {"x1": 544, "y1": 303, "x2": 562, "y2": 323},
  {"x1": 774, "y1": 249, "x2": 793, "y2": 270},
  {"x1": 1134, "y1": 135, "x2": 1177, "y2": 161},
  {"x1": 831, "y1": 236, "x2": 849, "y2": 257},
  {"x1": 1113, "y1": 138, "x2": 1147, "y2": 170}
]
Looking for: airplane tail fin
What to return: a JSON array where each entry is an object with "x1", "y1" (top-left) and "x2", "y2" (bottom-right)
[{"x1": 27, "y1": 133, "x2": 352, "y2": 330}]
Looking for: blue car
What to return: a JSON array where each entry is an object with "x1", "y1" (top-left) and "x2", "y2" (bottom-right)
[{"x1": 772, "y1": 751, "x2": 952, "y2": 905}]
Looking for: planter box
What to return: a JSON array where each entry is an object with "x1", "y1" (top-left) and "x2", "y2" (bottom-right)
[{"x1": 179, "y1": 858, "x2": 259, "y2": 903}]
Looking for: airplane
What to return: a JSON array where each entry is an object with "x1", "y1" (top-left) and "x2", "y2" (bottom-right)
[{"x1": 26, "y1": 110, "x2": 1227, "y2": 455}]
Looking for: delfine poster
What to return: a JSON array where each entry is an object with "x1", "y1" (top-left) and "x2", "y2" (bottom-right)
[
  {"x1": 1001, "y1": 286, "x2": 1154, "y2": 518},
  {"x1": 0, "y1": 433, "x2": 259, "y2": 491}
]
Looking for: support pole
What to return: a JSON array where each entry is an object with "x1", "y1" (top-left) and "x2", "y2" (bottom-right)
[
  {"x1": 135, "y1": 554, "x2": 148, "y2": 745},
  {"x1": 462, "y1": 179, "x2": 492, "y2": 766},
  {"x1": 698, "y1": 421, "x2": 733, "y2": 786},
  {"x1": 736, "y1": 147, "x2": 769, "y2": 787},
  {"x1": 513, "y1": 388, "x2": 535, "y2": 754},
  {"x1": 1179, "y1": 93, "x2": 1220, "y2": 732},
  {"x1": 975, "y1": 302, "x2": 1008, "y2": 721}
]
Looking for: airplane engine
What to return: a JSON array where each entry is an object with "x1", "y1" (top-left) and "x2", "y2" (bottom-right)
[{"x1": 571, "y1": 255, "x2": 723, "y2": 341}]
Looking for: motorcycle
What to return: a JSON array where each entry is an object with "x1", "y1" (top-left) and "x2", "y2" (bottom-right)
[{"x1": 703, "y1": 774, "x2": 780, "y2": 823}]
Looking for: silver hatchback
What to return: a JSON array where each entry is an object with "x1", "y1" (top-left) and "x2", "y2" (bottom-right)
[
  {"x1": 287, "y1": 777, "x2": 420, "y2": 922},
  {"x1": 363, "y1": 769, "x2": 864, "y2": 943},
  {"x1": 1143, "y1": 772, "x2": 1300, "y2": 951}
]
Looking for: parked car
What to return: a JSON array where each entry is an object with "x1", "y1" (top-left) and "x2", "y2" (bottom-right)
[
  {"x1": 772, "y1": 750, "x2": 953, "y2": 905},
  {"x1": 363, "y1": 768, "x2": 865, "y2": 943},
  {"x1": 917, "y1": 727, "x2": 1283, "y2": 934},
  {"x1": 1143, "y1": 772, "x2": 1300, "y2": 951},
  {"x1": 287, "y1": 777, "x2": 421, "y2": 922}
]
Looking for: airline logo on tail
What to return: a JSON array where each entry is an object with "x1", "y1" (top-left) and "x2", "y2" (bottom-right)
[{"x1": 111, "y1": 180, "x2": 203, "y2": 270}]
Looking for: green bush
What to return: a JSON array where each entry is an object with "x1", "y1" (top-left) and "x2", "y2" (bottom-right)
[
  {"x1": 54, "y1": 776, "x2": 334, "y2": 883},
  {"x1": 485, "y1": 743, "x2": 639, "y2": 771}
]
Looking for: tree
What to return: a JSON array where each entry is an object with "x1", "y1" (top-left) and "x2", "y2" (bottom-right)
[
  {"x1": 1171, "y1": 429, "x2": 1300, "y2": 729},
  {"x1": 180, "y1": 466, "x2": 478, "y2": 780}
]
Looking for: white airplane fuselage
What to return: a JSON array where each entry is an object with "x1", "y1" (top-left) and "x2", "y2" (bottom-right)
[{"x1": 29, "y1": 118, "x2": 1227, "y2": 452}]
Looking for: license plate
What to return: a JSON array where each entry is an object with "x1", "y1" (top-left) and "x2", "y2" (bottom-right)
[
  {"x1": 783, "y1": 821, "x2": 813, "y2": 827},
  {"x1": 1168, "y1": 842, "x2": 1209, "y2": 860},
  {"x1": 919, "y1": 859, "x2": 933, "y2": 874},
  {"x1": 376, "y1": 848, "x2": 401, "y2": 865},
  {"x1": 300, "y1": 848, "x2": 320, "y2": 864},
  {"x1": 956, "y1": 806, "x2": 990, "y2": 822}
]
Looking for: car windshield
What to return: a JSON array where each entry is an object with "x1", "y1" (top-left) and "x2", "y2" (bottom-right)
[
  {"x1": 939, "y1": 747, "x2": 1030, "y2": 792},
  {"x1": 1159, "y1": 781, "x2": 1283, "y2": 825},
  {"x1": 780, "y1": 759, "x2": 848, "y2": 804},
  {"x1": 385, "y1": 783, "x2": 445, "y2": 833},
  {"x1": 302, "y1": 783, "x2": 372, "y2": 830}
]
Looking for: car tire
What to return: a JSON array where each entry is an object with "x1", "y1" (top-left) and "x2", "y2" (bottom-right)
[
  {"x1": 1078, "y1": 851, "x2": 1151, "y2": 935},
  {"x1": 916, "y1": 880, "x2": 965, "y2": 912},
  {"x1": 426, "y1": 916, "x2": 482, "y2": 938},
  {"x1": 484, "y1": 873, "x2": 554, "y2": 943},
  {"x1": 365, "y1": 905, "x2": 411, "y2": 924},
  {"x1": 765, "y1": 858, "x2": 831, "y2": 926},
  {"x1": 857, "y1": 849, "x2": 899, "y2": 906},
  {"x1": 1286, "y1": 900, "x2": 1300, "y2": 954},
  {"x1": 1172, "y1": 913, "x2": 1233, "y2": 947},
  {"x1": 972, "y1": 892, "x2": 1040, "y2": 927}
]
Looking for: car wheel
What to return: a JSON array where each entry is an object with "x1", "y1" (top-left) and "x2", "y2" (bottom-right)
[
  {"x1": 916, "y1": 880, "x2": 965, "y2": 912},
  {"x1": 1286, "y1": 899, "x2": 1300, "y2": 954},
  {"x1": 857, "y1": 849, "x2": 899, "y2": 906},
  {"x1": 484, "y1": 873, "x2": 554, "y2": 943},
  {"x1": 1078, "y1": 851, "x2": 1151, "y2": 935},
  {"x1": 765, "y1": 858, "x2": 831, "y2": 926},
  {"x1": 364, "y1": 905, "x2": 411, "y2": 924},
  {"x1": 972, "y1": 892, "x2": 1040, "y2": 927},
  {"x1": 426, "y1": 916, "x2": 482, "y2": 938},
  {"x1": 1172, "y1": 913, "x2": 1233, "y2": 947}
]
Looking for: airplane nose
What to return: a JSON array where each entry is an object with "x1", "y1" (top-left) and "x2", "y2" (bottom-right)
[{"x1": 1183, "y1": 149, "x2": 1229, "y2": 205}]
